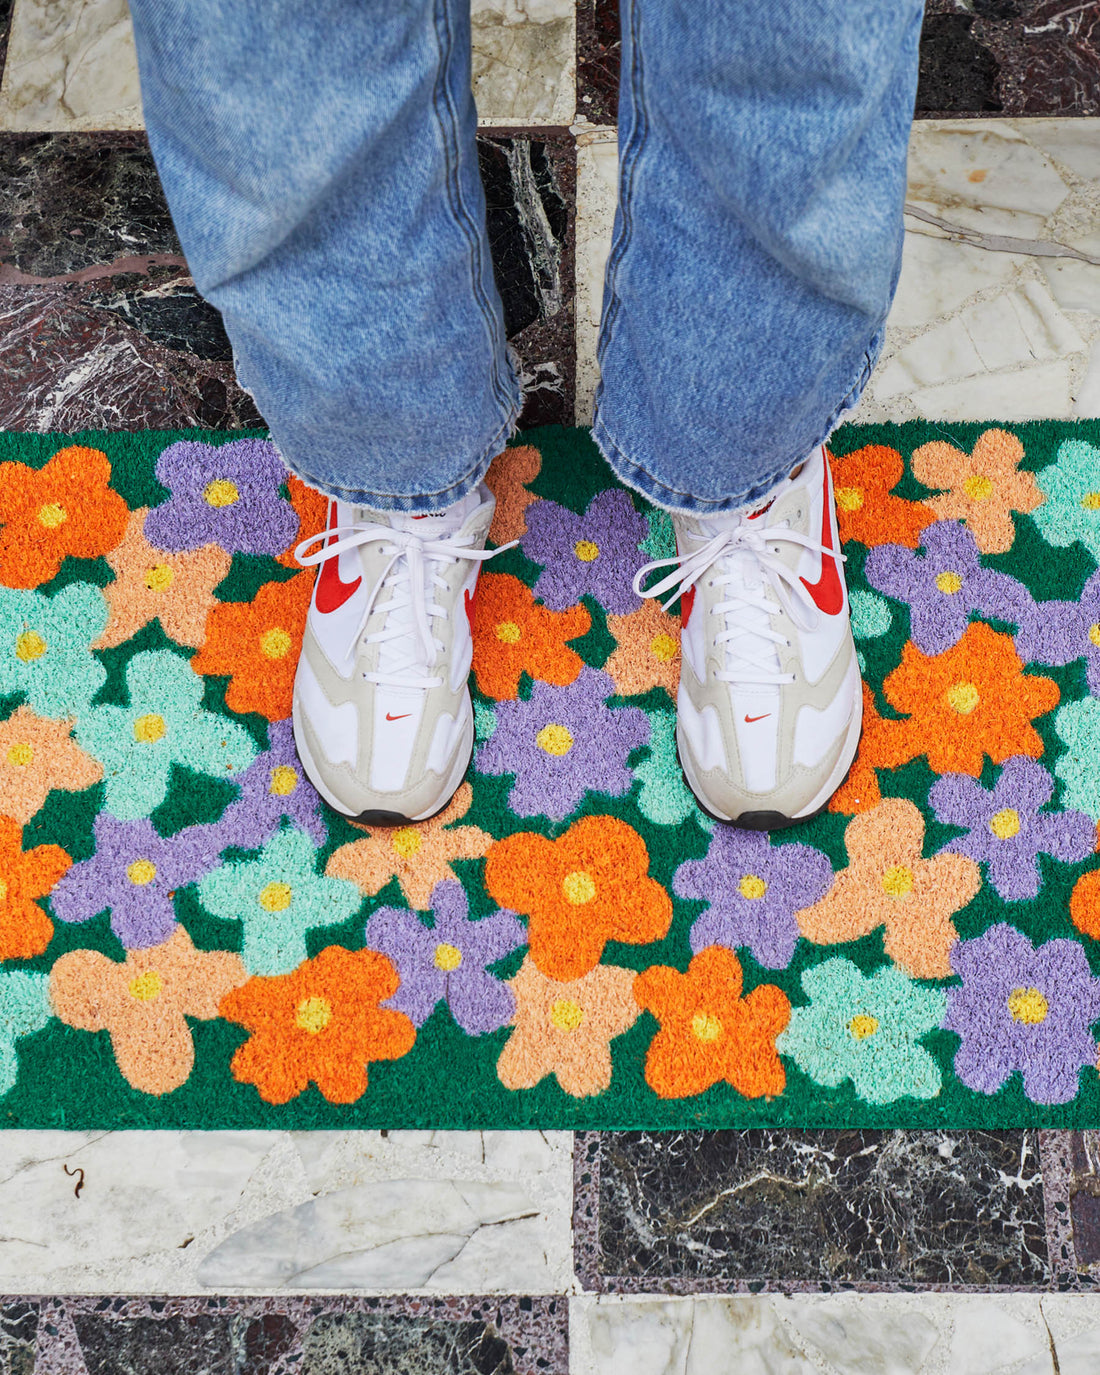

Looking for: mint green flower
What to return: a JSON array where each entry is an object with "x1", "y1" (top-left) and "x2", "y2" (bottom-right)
[
  {"x1": 636, "y1": 709, "x2": 708, "y2": 828},
  {"x1": 75, "y1": 649, "x2": 255, "y2": 819},
  {"x1": 1054, "y1": 698, "x2": 1100, "y2": 820},
  {"x1": 197, "y1": 827, "x2": 364, "y2": 974},
  {"x1": 777, "y1": 958, "x2": 946, "y2": 1105},
  {"x1": 1033, "y1": 439, "x2": 1100, "y2": 562},
  {"x1": 641, "y1": 507, "x2": 675, "y2": 560},
  {"x1": 0, "y1": 972, "x2": 51, "y2": 1097},
  {"x1": 0, "y1": 583, "x2": 107, "y2": 718},
  {"x1": 849, "y1": 589, "x2": 892, "y2": 639},
  {"x1": 474, "y1": 701, "x2": 497, "y2": 742}
]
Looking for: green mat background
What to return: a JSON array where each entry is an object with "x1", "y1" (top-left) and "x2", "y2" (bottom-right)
[{"x1": 3, "y1": 420, "x2": 1100, "y2": 1129}]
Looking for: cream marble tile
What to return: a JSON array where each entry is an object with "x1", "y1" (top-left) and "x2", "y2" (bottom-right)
[
  {"x1": 871, "y1": 361, "x2": 1075, "y2": 424},
  {"x1": 0, "y1": 1129, "x2": 572, "y2": 1294},
  {"x1": 573, "y1": 122, "x2": 618, "y2": 427},
  {"x1": 0, "y1": 0, "x2": 142, "y2": 131},
  {"x1": 888, "y1": 228, "x2": 1024, "y2": 332},
  {"x1": 472, "y1": 0, "x2": 575, "y2": 126}
]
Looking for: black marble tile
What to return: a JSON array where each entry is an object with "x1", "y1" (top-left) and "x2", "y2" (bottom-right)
[
  {"x1": 21, "y1": 1296, "x2": 568, "y2": 1375},
  {"x1": 0, "y1": 128, "x2": 575, "y2": 433},
  {"x1": 576, "y1": 1130, "x2": 1053, "y2": 1292},
  {"x1": 916, "y1": 11, "x2": 1005, "y2": 113}
]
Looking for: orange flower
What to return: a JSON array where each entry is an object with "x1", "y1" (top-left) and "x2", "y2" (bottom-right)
[
  {"x1": 219, "y1": 945, "x2": 415, "y2": 1104},
  {"x1": 496, "y1": 956, "x2": 640, "y2": 1097},
  {"x1": 883, "y1": 622, "x2": 1058, "y2": 776},
  {"x1": 0, "y1": 815, "x2": 69, "y2": 959},
  {"x1": 604, "y1": 599, "x2": 681, "y2": 698},
  {"x1": 486, "y1": 444, "x2": 542, "y2": 543},
  {"x1": 471, "y1": 573, "x2": 590, "y2": 700},
  {"x1": 633, "y1": 946, "x2": 790, "y2": 1100},
  {"x1": 1071, "y1": 869, "x2": 1100, "y2": 941},
  {"x1": 275, "y1": 474, "x2": 328, "y2": 569},
  {"x1": 49, "y1": 927, "x2": 248, "y2": 1095},
  {"x1": 0, "y1": 707, "x2": 102, "y2": 823},
  {"x1": 191, "y1": 570, "x2": 315, "y2": 720},
  {"x1": 325, "y1": 782, "x2": 493, "y2": 910},
  {"x1": 485, "y1": 814, "x2": 672, "y2": 982},
  {"x1": 93, "y1": 507, "x2": 233, "y2": 650},
  {"x1": 0, "y1": 445, "x2": 129, "y2": 587},
  {"x1": 828, "y1": 683, "x2": 889, "y2": 815},
  {"x1": 828, "y1": 445, "x2": 935, "y2": 549},
  {"x1": 795, "y1": 798, "x2": 980, "y2": 979},
  {"x1": 912, "y1": 428, "x2": 1042, "y2": 554}
]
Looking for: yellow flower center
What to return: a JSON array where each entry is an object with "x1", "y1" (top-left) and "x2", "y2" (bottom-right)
[
  {"x1": 133, "y1": 713, "x2": 166, "y2": 743},
  {"x1": 1089, "y1": 623, "x2": 1100, "y2": 648},
  {"x1": 295, "y1": 995, "x2": 333, "y2": 1034},
  {"x1": 0, "y1": 879, "x2": 6, "y2": 902},
  {"x1": 128, "y1": 971, "x2": 163, "y2": 1001},
  {"x1": 36, "y1": 503, "x2": 67, "y2": 528},
  {"x1": 963, "y1": 475, "x2": 994, "y2": 501},
  {"x1": 1008, "y1": 986, "x2": 1049, "y2": 1024},
  {"x1": 1082, "y1": 492, "x2": 1100, "y2": 511},
  {"x1": 536, "y1": 724, "x2": 574, "y2": 756},
  {"x1": 495, "y1": 621, "x2": 522, "y2": 644},
  {"x1": 935, "y1": 571, "x2": 963, "y2": 595},
  {"x1": 15, "y1": 631, "x2": 46, "y2": 662},
  {"x1": 434, "y1": 943, "x2": 463, "y2": 972},
  {"x1": 574, "y1": 540, "x2": 600, "y2": 563},
  {"x1": 6, "y1": 743, "x2": 33, "y2": 767},
  {"x1": 259, "y1": 627, "x2": 293, "y2": 659},
  {"x1": 649, "y1": 633, "x2": 678, "y2": 662},
  {"x1": 259, "y1": 881, "x2": 292, "y2": 912},
  {"x1": 990, "y1": 808, "x2": 1021, "y2": 840},
  {"x1": 562, "y1": 869, "x2": 596, "y2": 905},
  {"x1": 848, "y1": 1015, "x2": 880, "y2": 1040},
  {"x1": 691, "y1": 1012, "x2": 722, "y2": 1042},
  {"x1": 144, "y1": 564, "x2": 174, "y2": 593},
  {"x1": 551, "y1": 998, "x2": 584, "y2": 1032},
  {"x1": 834, "y1": 486, "x2": 864, "y2": 512},
  {"x1": 882, "y1": 865, "x2": 914, "y2": 898},
  {"x1": 946, "y1": 681, "x2": 980, "y2": 715},
  {"x1": 392, "y1": 827, "x2": 422, "y2": 859},
  {"x1": 204, "y1": 478, "x2": 240, "y2": 507},
  {"x1": 127, "y1": 859, "x2": 157, "y2": 886},
  {"x1": 269, "y1": 765, "x2": 298, "y2": 796},
  {"x1": 738, "y1": 874, "x2": 767, "y2": 900}
]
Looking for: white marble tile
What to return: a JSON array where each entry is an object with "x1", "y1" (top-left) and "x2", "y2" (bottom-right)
[
  {"x1": 571, "y1": 1295, "x2": 1100, "y2": 1375},
  {"x1": 572, "y1": 121, "x2": 618, "y2": 426},
  {"x1": 0, "y1": 0, "x2": 574, "y2": 132},
  {"x1": 0, "y1": 1129, "x2": 572, "y2": 1294}
]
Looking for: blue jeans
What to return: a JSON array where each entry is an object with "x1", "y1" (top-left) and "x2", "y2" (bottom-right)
[{"x1": 127, "y1": 0, "x2": 924, "y2": 515}]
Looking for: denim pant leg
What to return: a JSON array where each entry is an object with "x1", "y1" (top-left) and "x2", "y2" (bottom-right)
[
  {"x1": 127, "y1": 0, "x2": 522, "y2": 512},
  {"x1": 592, "y1": 0, "x2": 925, "y2": 515}
]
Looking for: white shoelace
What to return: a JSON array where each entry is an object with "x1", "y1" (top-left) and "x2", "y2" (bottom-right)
[
  {"x1": 295, "y1": 521, "x2": 516, "y2": 690},
  {"x1": 631, "y1": 524, "x2": 844, "y2": 686}
]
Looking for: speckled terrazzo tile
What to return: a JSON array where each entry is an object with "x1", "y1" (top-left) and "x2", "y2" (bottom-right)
[
  {"x1": 574, "y1": 1131, "x2": 1056, "y2": 1293},
  {"x1": 575, "y1": 0, "x2": 619, "y2": 127},
  {"x1": 24, "y1": 1296, "x2": 567, "y2": 1375}
]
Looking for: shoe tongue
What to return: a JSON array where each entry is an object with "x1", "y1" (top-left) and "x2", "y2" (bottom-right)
[
  {"x1": 694, "y1": 493, "x2": 779, "y2": 540},
  {"x1": 368, "y1": 489, "x2": 480, "y2": 537}
]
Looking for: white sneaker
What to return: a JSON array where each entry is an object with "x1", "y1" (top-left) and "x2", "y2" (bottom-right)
[
  {"x1": 291, "y1": 485, "x2": 509, "y2": 824},
  {"x1": 633, "y1": 446, "x2": 862, "y2": 829}
]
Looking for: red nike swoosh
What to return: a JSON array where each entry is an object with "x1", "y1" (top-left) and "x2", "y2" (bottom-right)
[
  {"x1": 464, "y1": 587, "x2": 475, "y2": 628},
  {"x1": 744, "y1": 713, "x2": 770, "y2": 723},
  {"x1": 800, "y1": 457, "x2": 844, "y2": 616},
  {"x1": 315, "y1": 503, "x2": 362, "y2": 614},
  {"x1": 386, "y1": 712, "x2": 412, "y2": 722}
]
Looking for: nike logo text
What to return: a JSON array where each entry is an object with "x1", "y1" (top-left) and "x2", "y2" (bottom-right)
[
  {"x1": 315, "y1": 503, "x2": 362, "y2": 613},
  {"x1": 744, "y1": 713, "x2": 770, "y2": 723},
  {"x1": 386, "y1": 713, "x2": 412, "y2": 722},
  {"x1": 799, "y1": 457, "x2": 844, "y2": 616}
]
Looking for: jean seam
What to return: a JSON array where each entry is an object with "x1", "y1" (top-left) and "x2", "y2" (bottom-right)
[{"x1": 429, "y1": 0, "x2": 513, "y2": 417}]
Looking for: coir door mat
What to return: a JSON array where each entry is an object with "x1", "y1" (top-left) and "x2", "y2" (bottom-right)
[{"x1": 2, "y1": 420, "x2": 1100, "y2": 1129}]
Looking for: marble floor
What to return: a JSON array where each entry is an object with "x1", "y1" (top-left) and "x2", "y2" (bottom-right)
[{"x1": 5, "y1": 1, "x2": 1100, "y2": 1372}]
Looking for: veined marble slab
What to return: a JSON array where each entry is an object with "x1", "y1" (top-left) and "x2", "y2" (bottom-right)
[
  {"x1": 0, "y1": 0, "x2": 574, "y2": 131},
  {"x1": 574, "y1": 117, "x2": 1100, "y2": 428},
  {"x1": 0, "y1": 1129, "x2": 572, "y2": 1295},
  {"x1": 572, "y1": 1293, "x2": 1100, "y2": 1375}
]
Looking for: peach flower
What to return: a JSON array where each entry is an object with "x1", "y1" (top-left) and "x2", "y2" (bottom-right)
[
  {"x1": 604, "y1": 599, "x2": 681, "y2": 698},
  {"x1": 485, "y1": 444, "x2": 542, "y2": 543},
  {"x1": 0, "y1": 707, "x2": 102, "y2": 823},
  {"x1": 912, "y1": 428, "x2": 1042, "y2": 554}
]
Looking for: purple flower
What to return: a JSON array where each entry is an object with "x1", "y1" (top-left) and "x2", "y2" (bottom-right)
[
  {"x1": 931, "y1": 756, "x2": 1095, "y2": 902},
  {"x1": 520, "y1": 489, "x2": 646, "y2": 614},
  {"x1": 864, "y1": 520, "x2": 1033, "y2": 655},
  {"x1": 219, "y1": 720, "x2": 327, "y2": 849},
  {"x1": 674, "y1": 827, "x2": 833, "y2": 970},
  {"x1": 475, "y1": 667, "x2": 650, "y2": 821},
  {"x1": 1015, "y1": 568, "x2": 1100, "y2": 694},
  {"x1": 144, "y1": 438, "x2": 297, "y2": 555},
  {"x1": 50, "y1": 815, "x2": 222, "y2": 949},
  {"x1": 945, "y1": 922, "x2": 1100, "y2": 1104},
  {"x1": 364, "y1": 880, "x2": 526, "y2": 1034}
]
